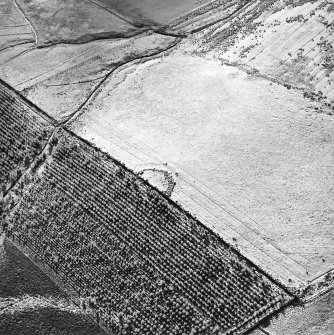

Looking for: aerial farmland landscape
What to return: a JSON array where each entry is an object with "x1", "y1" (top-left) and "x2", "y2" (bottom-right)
[{"x1": 0, "y1": 0, "x2": 334, "y2": 334}]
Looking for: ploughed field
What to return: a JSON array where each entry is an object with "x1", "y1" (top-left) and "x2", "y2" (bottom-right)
[
  {"x1": 0, "y1": 80, "x2": 54, "y2": 193},
  {"x1": 2, "y1": 127, "x2": 292, "y2": 335}
]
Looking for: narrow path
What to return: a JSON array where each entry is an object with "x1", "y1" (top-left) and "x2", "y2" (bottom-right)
[
  {"x1": 62, "y1": 37, "x2": 182, "y2": 126},
  {"x1": 189, "y1": 0, "x2": 253, "y2": 34},
  {"x1": 0, "y1": 41, "x2": 34, "y2": 53},
  {"x1": 2, "y1": 126, "x2": 57, "y2": 199},
  {"x1": 13, "y1": 0, "x2": 38, "y2": 46},
  {"x1": 45, "y1": 76, "x2": 106, "y2": 87},
  {"x1": 83, "y1": 0, "x2": 141, "y2": 27}
]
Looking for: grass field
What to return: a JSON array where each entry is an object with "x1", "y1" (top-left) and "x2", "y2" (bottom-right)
[
  {"x1": 2, "y1": 0, "x2": 242, "y2": 43},
  {"x1": 0, "y1": 31, "x2": 177, "y2": 122},
  {"x1": 0, "y1": 0, "x2": 35, "y2": 51},
  {"x1": 15, "y1": 0, "x2": 140, "y2": 46},
  {"x1": 89, "y1": 0, "x2": 214, "y2": 27},
  {"x1": 70, "y1": 51, "x2": 334, "y2": 291}
]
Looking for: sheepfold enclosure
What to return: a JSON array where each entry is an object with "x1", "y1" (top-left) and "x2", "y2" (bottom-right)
[
  {"x1": 0, "y1": 80, "x2": 54, "y2": 194},
  {"x1": 1, "y1": 126, "x2": 292, "y2": 335}
]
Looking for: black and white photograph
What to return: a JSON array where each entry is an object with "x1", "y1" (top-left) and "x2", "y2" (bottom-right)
[{"x1": 0, "y1": 1, "x2": 334, "y2": 334}]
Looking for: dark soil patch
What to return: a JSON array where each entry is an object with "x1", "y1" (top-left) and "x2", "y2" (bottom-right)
[
  {"x1": 0, "y1": 239, "x2": 62, "y2": 298},
  {"x1": 0, "y1": 307, "x2": 105, "y2": 335}
]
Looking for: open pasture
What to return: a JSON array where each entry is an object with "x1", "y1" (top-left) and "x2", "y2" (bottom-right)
[
  {"x1": 87, "y1": 0, "x2": 249, "y2": 34},
  {"x1": 0, "y1": 0, "x2": 35, "y2": 51},
  {"x1": 15, "y1": 0, "x2": 140, "y2": 46},
  {"x1": 90, "y1": 0, "x2": 214, "y2": 27},
  {"x1": 70, "y1": 52, "x2": 334, "y2": 291},
  {"x1": 0, "y1": 31, "x2": 177, "y2": 122}
]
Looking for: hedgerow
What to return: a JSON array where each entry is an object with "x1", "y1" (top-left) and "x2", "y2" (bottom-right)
[{"x1": 0, "y1": 82, "x2": 53, "y2": 195}]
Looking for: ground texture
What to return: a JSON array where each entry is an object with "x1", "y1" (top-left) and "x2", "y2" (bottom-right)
[
  {"x1": 0, "y1": 80, "x2": 54, "y2": 194},
  {"x1": 0, "y1": 0, "x2": 334, "y2": 334},
  {"x1": 2, "y1": 127, "x2": 291, "y2": 334},
  {"x1": 70, "y1": 52, "x2": 334, "y2": 291},
  {"x1": 0, "y1": 237, "x2": 105, "y2": 335}
]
